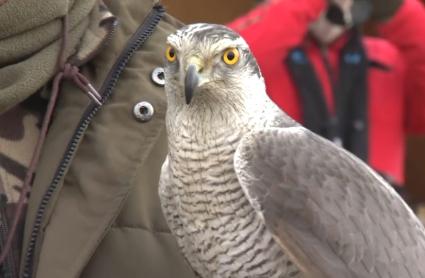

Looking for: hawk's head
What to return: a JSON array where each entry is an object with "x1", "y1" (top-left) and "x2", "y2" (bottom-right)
[{"x1": 164, "y1": 23, "x2": 264, "y2": 110}]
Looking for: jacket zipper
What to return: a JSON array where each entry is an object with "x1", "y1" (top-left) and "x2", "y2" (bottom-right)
[
  {"x1": 21, "y1": 5, "x2": 165, "y2": 277},
  {"x1": 1, "y1": 200, "x2": 19, "y2": 278}
]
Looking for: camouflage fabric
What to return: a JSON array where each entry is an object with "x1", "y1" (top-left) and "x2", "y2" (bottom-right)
[{"x1": 0, "y1": 95, "x2": 46, "y2": 278}]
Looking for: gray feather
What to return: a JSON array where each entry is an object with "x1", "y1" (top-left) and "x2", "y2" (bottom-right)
[{"x1": 234, "y1": 127, "x2": 425, "y2": 278}]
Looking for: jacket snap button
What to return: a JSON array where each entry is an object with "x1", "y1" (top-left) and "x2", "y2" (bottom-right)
[
  {"x1": 151, "y1": 67, "x2": 165, "y2": 86},
  {"x1": 353, "y1": 120, "x2": 365, "y2": 131},
  {"x1": 133, "y1": 101, "x2": 154, "y2": 122}
]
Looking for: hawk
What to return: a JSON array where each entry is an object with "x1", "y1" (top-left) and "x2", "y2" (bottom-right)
[{"x1": 159, "y1": 23, "x2": 425, "y2": 278}]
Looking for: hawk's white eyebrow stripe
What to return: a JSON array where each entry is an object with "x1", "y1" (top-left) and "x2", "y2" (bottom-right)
[{"x1": 167, "y1": 28, "x2": 248, "y2": 54}]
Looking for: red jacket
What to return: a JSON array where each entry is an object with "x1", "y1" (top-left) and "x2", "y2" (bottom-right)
[{"x1": 229, "y1": 0, "x2": 425, "y2": 184}]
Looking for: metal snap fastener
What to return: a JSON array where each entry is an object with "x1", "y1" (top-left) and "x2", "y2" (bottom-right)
[
  {"x1": 353, "y1": 120, "x2": 365, "y2": 131},
  {"x1": 133, "y1": 101, "x2": 154, "y2": 122},
  {"x1": 344, "y1": 52, "x2": 362, "y2": 65},
  {"x1": 290, "y1": 50, "x2": 307, "y2": 64},
  {"x1": 151, "y1": 67, "x2": 165, "y2": 87}
]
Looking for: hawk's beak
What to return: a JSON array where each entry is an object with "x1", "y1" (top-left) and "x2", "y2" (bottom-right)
[{"x1": 185, "y1": 64, "x2": 200, "y2": 105}]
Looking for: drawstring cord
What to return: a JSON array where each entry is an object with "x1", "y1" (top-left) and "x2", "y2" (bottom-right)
[
  {"x1": 60, "y1": 64, "x2": 103, "y2": 106},
  {"x1": 0, "y1": 15, "x2": 101, "y2": 266},
  {"x1": 52, "y1": 14, "x2": 102, "y2": 106}
]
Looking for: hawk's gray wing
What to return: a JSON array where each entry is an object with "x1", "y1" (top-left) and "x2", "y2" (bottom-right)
[{"x1": 234, "y1": 127, "x2": 425, "y2": 278}]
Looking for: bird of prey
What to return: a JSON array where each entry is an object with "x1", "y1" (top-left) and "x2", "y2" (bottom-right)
[{"x1": 159, "y1": 23, "x2": 425, "y2": 278}]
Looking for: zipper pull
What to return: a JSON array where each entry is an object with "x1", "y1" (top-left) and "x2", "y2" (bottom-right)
[{"x1": 62, "y1": 64, "x2": 103, "y2": 106}]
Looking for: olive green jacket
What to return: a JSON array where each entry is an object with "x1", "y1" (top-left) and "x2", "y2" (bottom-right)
[{"x1": 20, "y1": 1, "x2": 197, "y2": 277}]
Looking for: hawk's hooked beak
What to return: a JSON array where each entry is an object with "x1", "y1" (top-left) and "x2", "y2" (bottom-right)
[{"x1": 185, "y1": 64, "x2": 199, "y2": 105}]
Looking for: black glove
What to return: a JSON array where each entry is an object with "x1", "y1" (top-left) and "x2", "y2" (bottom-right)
[
  {"x1": 326, "y1": 0, "x2": 373, "y2": 26},
  {"x1": 371, "y1": 0, "x2": 403, "y2": 21},
  {"x1": 352, "y1": 0, "x2": 373, "y2": 24},
  {"x1": 326, "y1": 0, "x2": 403, "y2": 26}
]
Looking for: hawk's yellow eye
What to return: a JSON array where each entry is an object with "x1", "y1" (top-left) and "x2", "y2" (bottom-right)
[
  {"x1": 166, "y1": 46, "x2": 177, "y2": 62},
  {"x1": 222, "y1": 48, "x2": 240, "y2": 65}
]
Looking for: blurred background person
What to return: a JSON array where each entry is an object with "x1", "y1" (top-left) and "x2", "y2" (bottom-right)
[{"x1": 227, "y1": 0, "x2": 425, "y2": 202}]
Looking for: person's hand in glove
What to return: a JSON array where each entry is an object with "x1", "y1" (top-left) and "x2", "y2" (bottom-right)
[
  {"x1": 324, "y1": 0, "x2": 404, "y2": 25},
  {"x1": 370, "y1": 0, "x2": 403, "y2": 22}
]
